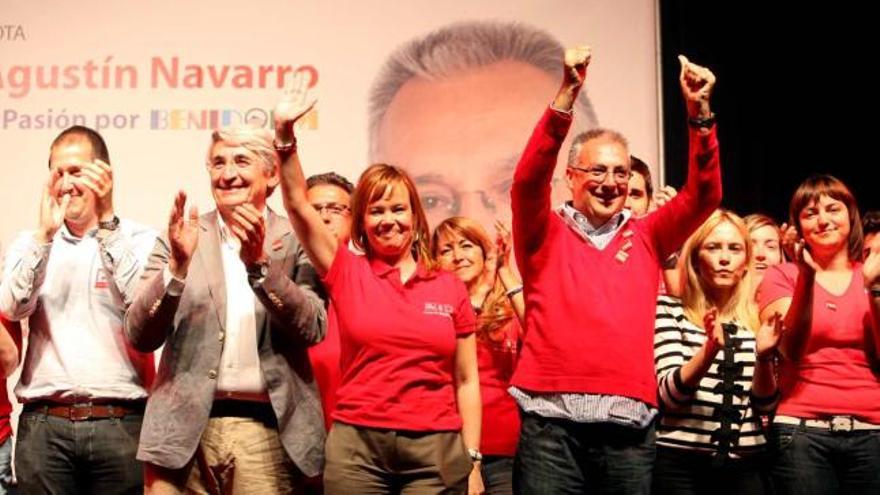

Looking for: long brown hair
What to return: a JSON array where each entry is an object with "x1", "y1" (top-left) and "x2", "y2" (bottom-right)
[
  {"x1": 350, "y1": 163, "x2": 435, "y2": 269},
  {"x1": 431, "y1": 216, "x2": 513, "y2": 342},
  {"x1": 789, "y1": 174, "x2": 863, "y2": 261},
  {"x1": 681, "y1": 210, "x2": 759, "y2": 331}
]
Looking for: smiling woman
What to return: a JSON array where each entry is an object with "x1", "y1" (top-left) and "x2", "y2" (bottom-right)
[
  {"x1": 432, "y1": 216, "x2": 524, "y2": 494},
  {"x1": 744, "y1": 214, "x2": 784, "y2": 298},
  {"x1": 274, "y1": 73, "x2": 484, "y2": 494},
  {"x1": 758, "y1": 175, "x2": 880, "y2": 494}
]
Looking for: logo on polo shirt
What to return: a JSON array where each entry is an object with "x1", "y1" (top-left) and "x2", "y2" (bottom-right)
[
  {"x1": 423, "y1": 302, "x2": 454, "y2": 318},
  {"x1": 94, "y1": 268, "x2": 109, "y2": 289}
]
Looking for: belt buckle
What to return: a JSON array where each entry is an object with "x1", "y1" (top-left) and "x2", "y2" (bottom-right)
[
  {"x1": 69, "y1": 405, "x2": 93, "y2": 422},
  {"x1": 830, "y1": 415, "x2": 854, "y2": 433}
]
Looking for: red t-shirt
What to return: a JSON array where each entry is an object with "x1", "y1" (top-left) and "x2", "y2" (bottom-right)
[
  {"x1": 477, "y1": 318, "x2": 521, "y2": 456},
  {"x1": 758, "y1": 262, "x2": 880, "y2": 423},
  {"x1": 323, "y1": 247, "x2": 476, "y2": 431},
  {"x1": 308, "y1": 302, "x2": 340, "y2": 431}
]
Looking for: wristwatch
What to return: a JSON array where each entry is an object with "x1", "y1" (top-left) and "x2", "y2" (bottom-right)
[
  {"x1": 467, "y1": 448, "x2": 483, "y2": 463},
  {"x1": 687, "y1": 113, "x2": 716, "y2": 129},
  {"x1": 98, "y1": 215, "x2": 120, "y2": 231},
  {"x1": 246, "y1": 261, "x2": 269, "y2": 288}
]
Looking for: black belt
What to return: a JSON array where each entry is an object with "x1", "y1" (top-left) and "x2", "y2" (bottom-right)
[{"x1": 209, "y1": 400, "x2": 277, "y2": 426}]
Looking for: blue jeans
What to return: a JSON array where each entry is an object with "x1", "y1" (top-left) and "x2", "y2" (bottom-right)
[
  {"x1": 653, "y1": 446, "x2": 770, "y2": 495},
  {"x1": 0, "y1": 437, "x2": 14, "y2": 495},
  {"x1": 514, "y1": 412, "x2": 655, "y2": 494},
  {"x1": 771, "y1": 423, "x2": 880, "y2": 495},
  {"x1": 15, "y1": 410, "x2": 144, "y2": 494}
]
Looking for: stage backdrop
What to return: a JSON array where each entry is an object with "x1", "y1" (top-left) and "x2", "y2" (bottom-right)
[{"x1": 1, "y1": 0, "x2": 659, "y2": 245}]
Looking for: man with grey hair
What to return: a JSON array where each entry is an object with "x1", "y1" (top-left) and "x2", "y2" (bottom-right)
[
  {"x1": 509, "y1": 47, "x2": 721, "y2": 493},
  {"x1": 125, "y1": 125, "x2": 327, "y2": 493},
  {"x1": 368, "y1": 20, "x2": 599, "y2": 229}
]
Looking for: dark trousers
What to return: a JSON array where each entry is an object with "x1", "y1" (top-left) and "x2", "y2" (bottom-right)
[
  {"x1": 770, "y1": 423, "x2": 880, "y2": 495},
  {"x1": 15, "y1": 410, "x2": 143, "y2": 495},
  {"x1": 481, "y1": 456, "x2": 513, "y2": 495},
  {"x1": 514, "y1": 412, "x2": 655, "y2": 494},
  {"x1": 653, "y1": 446, "x2": 771, "y2": 495}
]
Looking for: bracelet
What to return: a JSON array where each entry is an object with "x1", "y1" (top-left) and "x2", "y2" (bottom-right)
[
  {"x1": 505, "y1": 285, "x2": 523, "y2": 298},
  {"x1": 756, "y1": 353, "x2": 776, "y2": 363},
  {"x1": 273, "y1": 137, "x2": 297, "y2": 155},
  {"x1": 467, "y1": 448, "x2": 483, "y2": 463}
]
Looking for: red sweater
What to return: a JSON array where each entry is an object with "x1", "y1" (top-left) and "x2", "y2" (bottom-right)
[{"x1": 510, "y1": 108, "x2": 721, "y2": 407}]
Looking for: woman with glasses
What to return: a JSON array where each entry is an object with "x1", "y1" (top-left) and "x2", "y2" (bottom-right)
[
  {"x1": 432, "y1": 217, "x2": 524, "y2": 495},
  {"x1": 758, "y1": 175, "x2": 880, "y2": 494}
]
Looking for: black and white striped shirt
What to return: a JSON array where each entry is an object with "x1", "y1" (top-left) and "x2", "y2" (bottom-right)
[{"x1": 654, "y1": 296, "x2": 775, "y2": 458}]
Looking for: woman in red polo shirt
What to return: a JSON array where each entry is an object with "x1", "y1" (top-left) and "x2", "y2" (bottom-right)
[
  {"x1": 273, "y1": 76, "x2": 483, "y2": 494},
  {"x1": 432, "y1": 217, "x2": 524, "y2": 495},
  {"x1": 758, "y1": 175, "x2": 880, "y2": 494}
]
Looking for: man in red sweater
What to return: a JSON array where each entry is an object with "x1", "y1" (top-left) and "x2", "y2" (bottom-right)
[{"x1": 510, "y1": 46, "x2": 722, "y2": 493}]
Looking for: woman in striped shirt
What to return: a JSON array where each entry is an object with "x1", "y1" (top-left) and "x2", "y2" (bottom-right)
[{"x1": 653, "y1": 209, "x2": 782, "y2": 494}]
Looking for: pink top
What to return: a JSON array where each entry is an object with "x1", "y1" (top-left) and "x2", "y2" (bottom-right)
[{"x1": 758, "y1": 262, "x2": 880, "y2": 423}]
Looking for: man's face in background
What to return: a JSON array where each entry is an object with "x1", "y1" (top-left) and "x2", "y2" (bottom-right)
[{"x1": 372, "y1": 60, "x2": 587, "y2": 230}]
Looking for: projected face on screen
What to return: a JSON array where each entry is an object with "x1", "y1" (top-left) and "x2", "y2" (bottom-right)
[
  {"x1": 368, "y1": 21, "x2": 598, "y2": 230},
  {"x1": 373, "y1": 61, "x2": 566, "y2": 229}
]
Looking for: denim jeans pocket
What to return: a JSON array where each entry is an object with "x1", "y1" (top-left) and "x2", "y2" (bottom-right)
[{"x1": 771, "y1": 424, "x2": 798, "y2": 453}]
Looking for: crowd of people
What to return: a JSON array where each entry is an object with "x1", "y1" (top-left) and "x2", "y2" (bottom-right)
[{"x1": 0, "y1": 41, "x2": 878, "y2": 495}]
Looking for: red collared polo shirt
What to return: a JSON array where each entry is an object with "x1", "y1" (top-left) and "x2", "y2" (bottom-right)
[{"x1": 323, "y1": 247, "x2": 476, "y2": 431}]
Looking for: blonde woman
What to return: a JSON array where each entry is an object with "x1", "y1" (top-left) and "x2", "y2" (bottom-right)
[
  {"x1": 654, "y1": 210, "x2": 782, "y2": 494},
  {"x1": 744, "y1": 214, "x2": 785, "y2": 295}
]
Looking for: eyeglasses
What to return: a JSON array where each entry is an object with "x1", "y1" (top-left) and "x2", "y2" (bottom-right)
[
  {"x1": 417, "y1": 177, "x2": 565, "y2": 217},
  {"x1": 568, "y1": 165, "x2": 632, "y2": 184},
  {"x1": 418, "y1": 181, "x2": 512, "y2": 217},
  {"x1": 312, "y1": 202, "x2": 351, "y2": 216}
]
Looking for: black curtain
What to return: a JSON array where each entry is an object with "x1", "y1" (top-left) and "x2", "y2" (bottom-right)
[{"x1": 660, "y1": 1, "x2": 877, "y2": 222}]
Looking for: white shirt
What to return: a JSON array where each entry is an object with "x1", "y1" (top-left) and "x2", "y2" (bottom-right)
[
  {"x1": 0, "y1": 221, "x2": 157, "y2": 403},
  {"x1": 214, "y1": 214, "x2": 269, "y2": 402}
]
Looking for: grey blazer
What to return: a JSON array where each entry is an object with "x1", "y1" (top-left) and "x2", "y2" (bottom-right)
[{"x1": 124, "y1": 210, "x2": 326, "y2": 476}]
